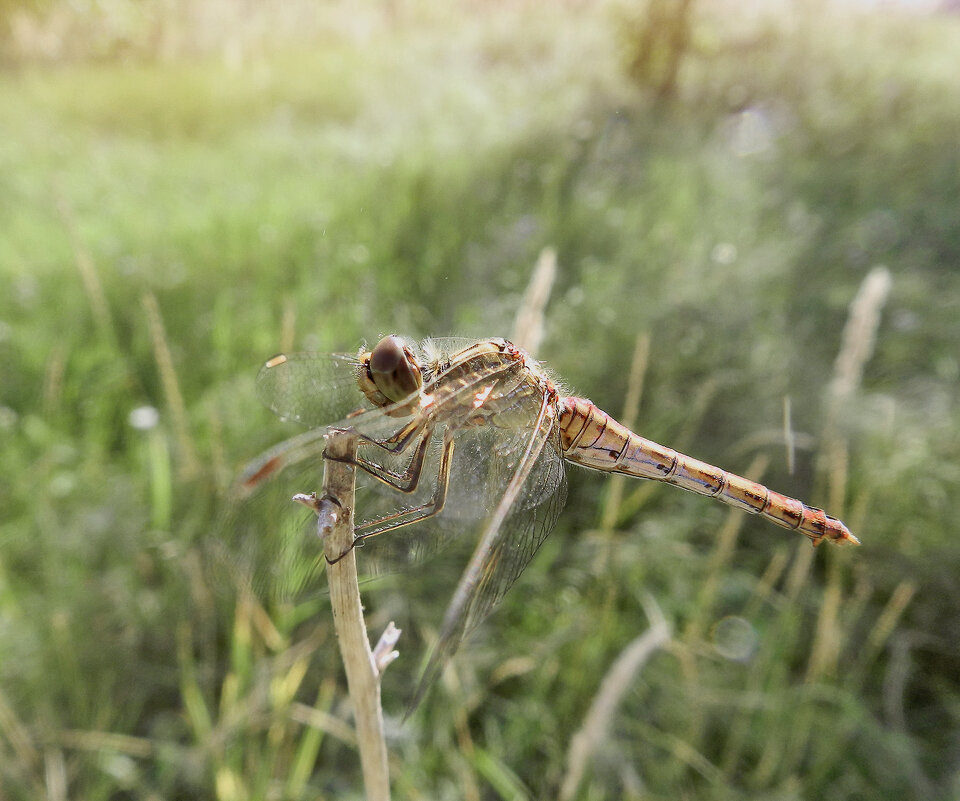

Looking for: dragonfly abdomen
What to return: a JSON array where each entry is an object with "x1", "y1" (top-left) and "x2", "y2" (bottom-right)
[{"x1": 557, "y1": 397, "x2": 858, "y2": 547}]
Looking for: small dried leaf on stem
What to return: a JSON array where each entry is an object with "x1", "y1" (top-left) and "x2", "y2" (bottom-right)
[{"x1": 373, "y1": 622, "x2": 402, "y2": 673}]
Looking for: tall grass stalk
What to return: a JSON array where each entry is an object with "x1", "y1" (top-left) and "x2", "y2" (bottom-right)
[
  {"x1": 772, "y1": 266, "x2": 892, "y2": 778},
  {"x1": 599, "y1": 332, "x2": 651, "y2": 532},
  {"x1": 147, "y1": 426, "x2": 172, "y2": 531},
  {"x1": 58, "y1": 199, "x2": 117, "y2": 349},
  {"x1": 510, "y1": 246, "x2": 557, "y2": 357},
  {"x1": 559, "y1": 594, "x2": 670, "y2": 801},
  {"x1": 142, "y1": 292, "x2": 200, "y2": 479}
]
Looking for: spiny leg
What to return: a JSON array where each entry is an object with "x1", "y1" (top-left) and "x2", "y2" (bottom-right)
[
  {"x1": 328, "y1": 358, "x2": 526, "y2": 489},
  {"x1": 353, "y1": 422, "x2": 435, "y2": 493},
  {"x1": 351, "y1": 429, "x2": 457, "y2": 546},
  {"x1": 356, "y1": 413, "x2": 426, "y2": 454},
  {"x1": 324, "y1": 416, "x2": 432, "y2": 490}
]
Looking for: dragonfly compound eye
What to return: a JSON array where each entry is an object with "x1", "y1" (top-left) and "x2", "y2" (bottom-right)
[{"x1": 369, "y1": 335, "x2": 423, "y2": 402}]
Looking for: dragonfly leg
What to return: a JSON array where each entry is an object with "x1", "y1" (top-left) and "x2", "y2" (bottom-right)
[
  {"x1": 355, "y1": 414, "x2": 428, "y2": 454},
  {"x1": 353, "y1": 423, "x2": 435, "y2": 493},
  {"x1": 350, "y1": 430, "x2": 456, "y2": 546},
  {"x1": 323, "y1": 417, "x2": 433, "y2": 491}
]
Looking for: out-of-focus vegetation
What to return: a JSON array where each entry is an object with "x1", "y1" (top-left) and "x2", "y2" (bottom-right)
[{"x1": 1, "y1": 0, "x2": 958, "y2": 798}]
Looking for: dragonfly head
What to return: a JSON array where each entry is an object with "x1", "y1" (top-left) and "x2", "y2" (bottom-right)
[{"x1": 358, "y1": 335, "x2": 424, "y2": 407}]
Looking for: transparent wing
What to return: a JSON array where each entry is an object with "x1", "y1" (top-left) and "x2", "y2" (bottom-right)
[
  {"x1": 227, "y1": 409, "x2": 565, "y2": 606},
  {"x1": 239, "y1": 345, "x2": 526, "y2": 492},
  {"x1": 255, "y1": 351, "x2": 368, "y2": 428},
  {"x1": 253, "y1": 338, "x2": 486, "y2": 429},
  {"x1": 354, "y1": 408, "x2": 567, "y2": 577},
  {"x1": 407, "y1": 396, "x2": 567, "y2": 711}
]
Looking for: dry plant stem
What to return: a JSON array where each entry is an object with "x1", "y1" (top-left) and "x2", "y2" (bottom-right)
[
  {"x1": 313, "y1": 431, "x2": 392, "y2": 801},
  {"x1": 511, "y1": 246, "x2": 557, "y2": 355},
  {"x1": 58, "y1": 197, "x2": 116, "y2": 345},
  {"x1": 142, "y1": 291, "x2": 199, "y2": 479}
]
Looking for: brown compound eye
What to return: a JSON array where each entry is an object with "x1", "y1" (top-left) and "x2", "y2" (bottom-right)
[{"x1": 368, "y1": 335, "x2": 423, "y2": 403}]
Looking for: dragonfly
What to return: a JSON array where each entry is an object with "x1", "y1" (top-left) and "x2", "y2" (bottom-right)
[{"x1": 239, "y1": 334, "x2": 859, "y2": 705}]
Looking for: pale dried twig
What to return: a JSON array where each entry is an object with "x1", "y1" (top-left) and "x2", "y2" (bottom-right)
[
  {"x1": 373, "y1": 622, "x2": 402, "y2": 673},
  {"x1": 820, "y1": 264, "x2": 892, "y2": 513},
  {"x1": 826, "y1": 265, "x2": 892, "y2": 417},
  {"x1": 559, "y1": 594, "x2": 671, "y2": 801},
  {"x1": 294, "y1": 431, "x2": 394, "y2": 801},
  {"x1": 511, "y1": 246, "x2": 557, "y2": 356},
  {"x1": 806, "y1": 266, "x2": 890, "y2": 681}
]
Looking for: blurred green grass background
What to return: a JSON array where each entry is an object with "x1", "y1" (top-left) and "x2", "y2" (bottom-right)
[{"x1": 1, "y1": 0, "x2": 959, "y2": 798}]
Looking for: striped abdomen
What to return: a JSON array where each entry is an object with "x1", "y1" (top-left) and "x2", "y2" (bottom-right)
[{"x1": 557, "y1": 397, "x2": 858, "y2": 547}]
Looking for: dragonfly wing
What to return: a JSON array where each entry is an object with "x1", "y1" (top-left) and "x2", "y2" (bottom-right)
[
  {"x1": 249, "y1": 336, "x2": 538, "y2": 486},
  {"x1": 255, "y1": 338, "x2": 501, "y2": 429},
  {"x1": 407, "y1": 394, "x2": 567, "y2": 711},
  {"x1": 237, "y1": 398, "x2": 428, "y2": 494},
  {"x1": 349, "y1": 416, "x2": 560, "y2": 577},
  {"x1": 241, "y1": 355, "x2": 427, "y2": 493},
  {"x1": 255, "y1": 352, "x2": 369, "y2": 428},
  {"x1": 214, "y1": 457, "x2": 330, "y2": 605},
  {"x1": 219, "y1": 428, "x2": 467, "y2": 611}
]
